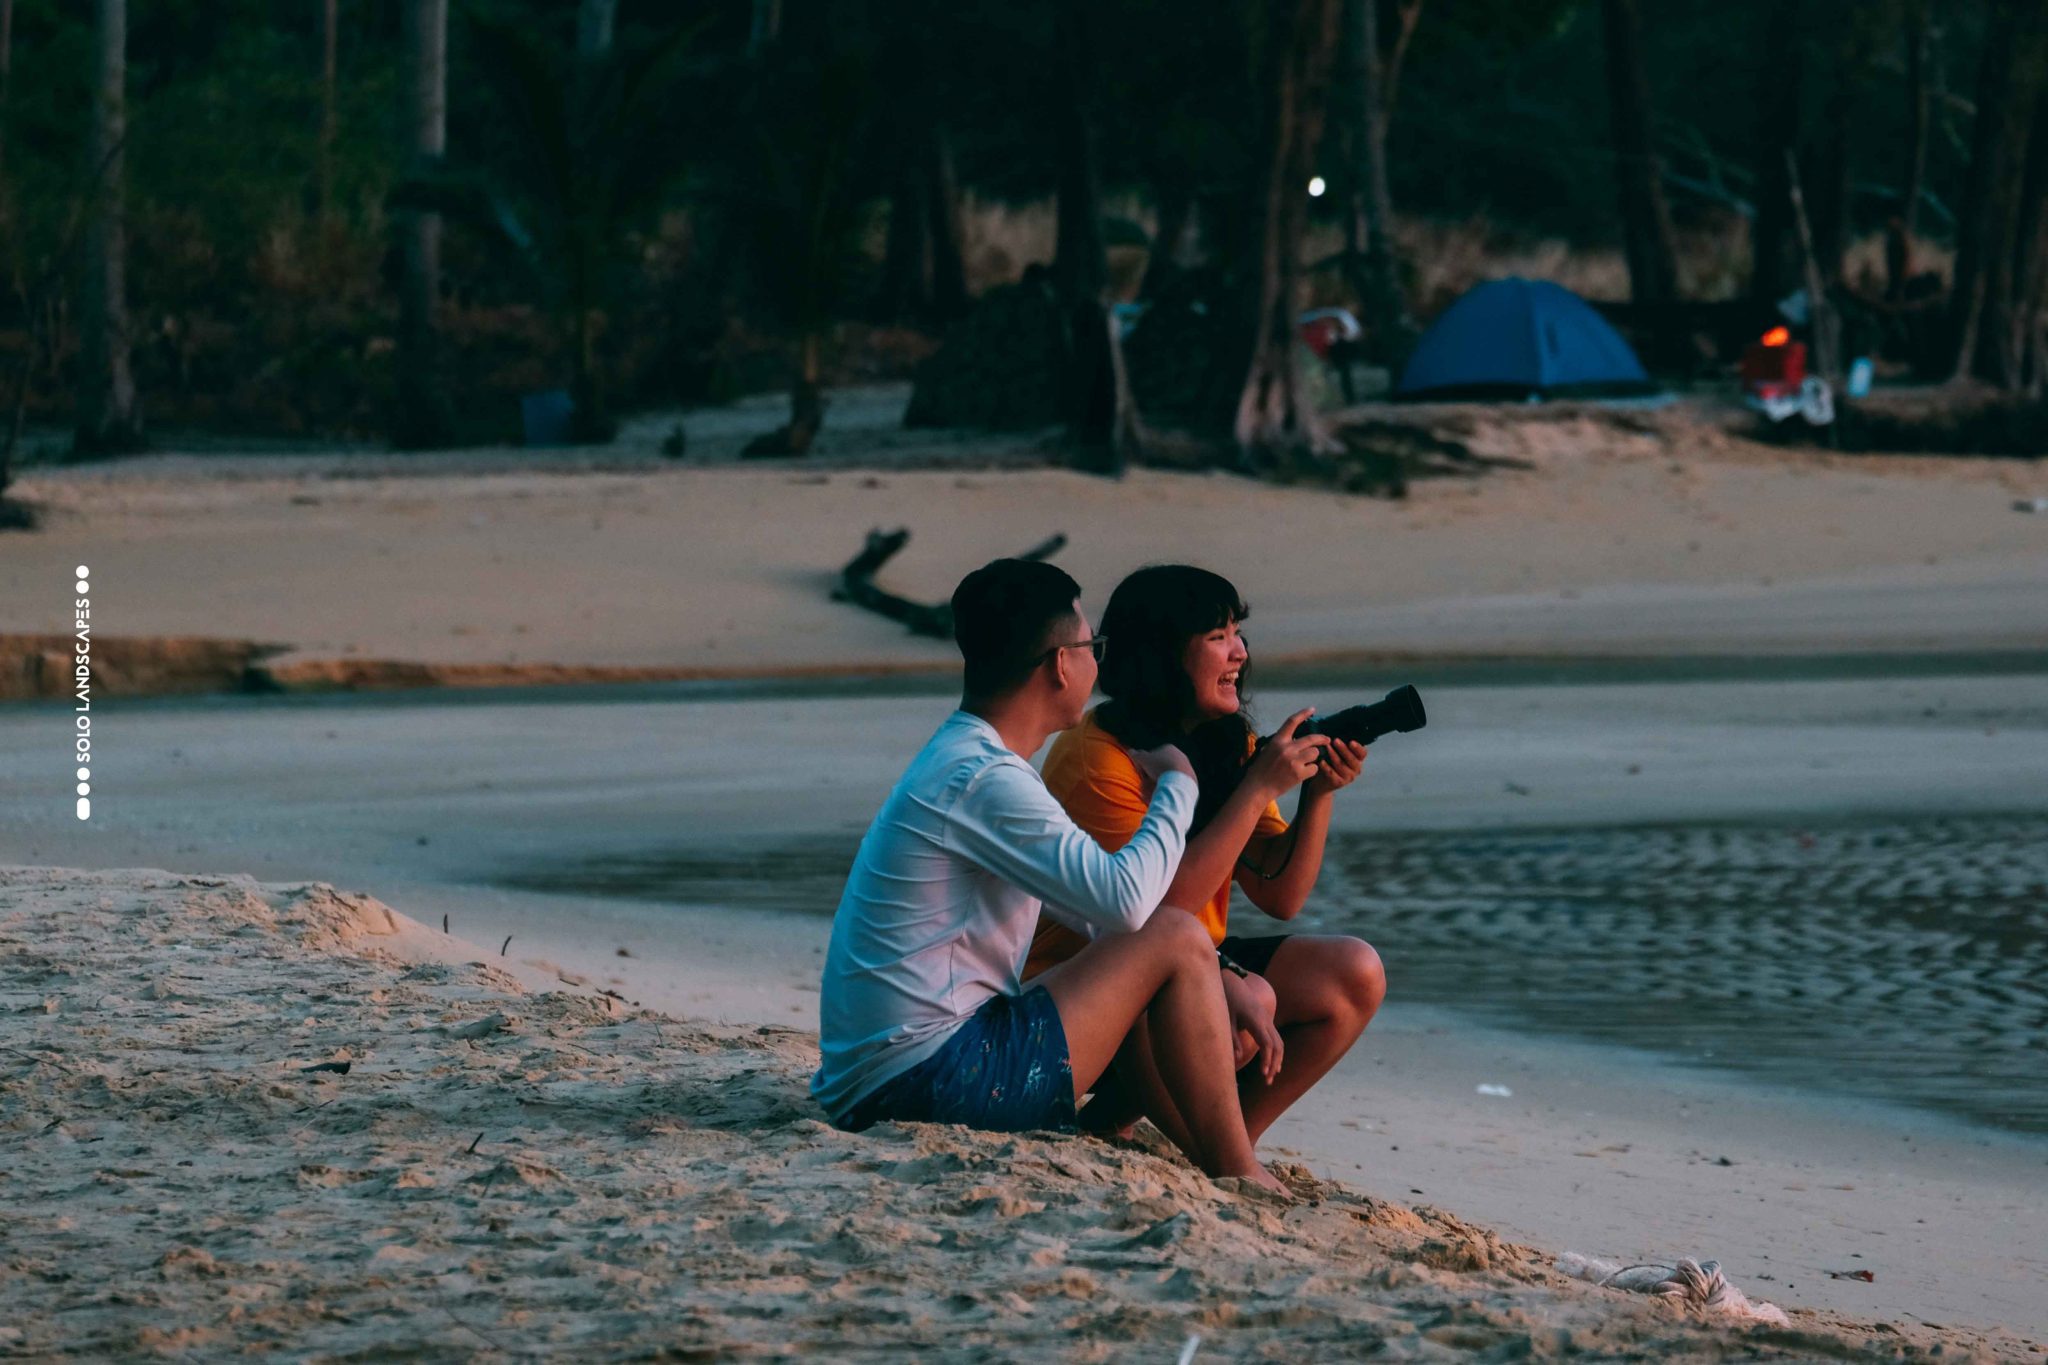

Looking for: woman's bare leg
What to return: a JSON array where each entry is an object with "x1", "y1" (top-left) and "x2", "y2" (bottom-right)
[
  {"x1": 1236, "y1": 936, "x2": 1386, "y2": 1144},
  {"x1": 1036, "y1": 909, "x2": 1278, "y2": 1189}
]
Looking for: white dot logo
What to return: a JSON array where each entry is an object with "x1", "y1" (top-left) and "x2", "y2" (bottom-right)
[{"x1": 71, "y1": 570, "x2": 92, "y2": 820}]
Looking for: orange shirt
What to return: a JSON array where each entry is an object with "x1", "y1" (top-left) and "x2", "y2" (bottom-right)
[{"x1": 1023, "y1": 709, "x2": 1288, "y2": 979}]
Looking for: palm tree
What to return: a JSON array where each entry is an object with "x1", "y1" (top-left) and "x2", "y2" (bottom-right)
[
  {"x1": 1231, "y1": 0, "x2": 1345, "y2": 458},
  {"x1": 74, "y1": 0, "x2": 142, "y2": 458},
  {"x1": 1948, "y1": 0, "x2": 2048, "y2": 388},
  {"x1": 1333, "y1": 0, "x2": 1419, "y2": 362},
  {"x1": 393, "y1": 0, "x2": 456, "y2": 448},
  {"x1": 731, "y1": 12, "x2": 875, "y2": 457},
  {"x1": 1600, "y1": 0, "x2": 1681, "y2": 307},
  {"x1": 397, "y1": 2, "x2": 699, "y2": 443}
]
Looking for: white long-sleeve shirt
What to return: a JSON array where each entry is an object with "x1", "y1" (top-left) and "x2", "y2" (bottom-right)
[{"x1": 810, "y1": 709, "x2": 1196, "y2": 1121}]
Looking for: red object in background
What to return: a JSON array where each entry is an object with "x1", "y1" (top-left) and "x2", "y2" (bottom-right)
[
  {"x1": 1741, "y1": 336, "x2": 1806, "y2": 398},
  {"x1": 1296, "y1": 307, "x2": 1362, "y2": 359}
]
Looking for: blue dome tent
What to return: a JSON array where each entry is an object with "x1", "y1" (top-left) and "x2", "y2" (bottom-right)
[{"x1": 1395, "y1": 277, "x2": 1657, "y2": 401}]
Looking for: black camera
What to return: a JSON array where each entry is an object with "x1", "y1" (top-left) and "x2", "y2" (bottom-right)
[{"x1": 1297, "y1": 684, "x2": 1427, "y2": 746}]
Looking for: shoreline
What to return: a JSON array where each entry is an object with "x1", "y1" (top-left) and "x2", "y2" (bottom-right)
[
  {"x1": 3, "y1": 864, "x2": 2038, "y2": 1360},
  {"x1": 9, "y1": 630, "x2": 2048, "y2": 705},
  {"x1": 6, "y1": 414, "x2": 2044, "y2": 703}
]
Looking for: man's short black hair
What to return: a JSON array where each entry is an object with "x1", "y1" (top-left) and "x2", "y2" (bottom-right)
[{"x1": 951, "y1": 558, "x2": 1083, "y2": 699}]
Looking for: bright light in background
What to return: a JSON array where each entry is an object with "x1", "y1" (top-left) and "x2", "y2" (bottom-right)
[
  {"x1": 1307, "y1": 176, "x2": 1326, "y2": 197},
  {"x1": 1761, "y1": 325, "x2": 1790, "y2": 347}
]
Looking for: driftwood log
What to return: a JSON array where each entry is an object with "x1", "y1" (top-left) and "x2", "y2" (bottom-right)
[{"x1": 833, "y1": 529, "x2": 1067, "y2": 639}]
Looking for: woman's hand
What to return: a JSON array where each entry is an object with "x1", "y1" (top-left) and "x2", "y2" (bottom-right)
[
  {"x1": 1245, "y1": 709, "x2": 1328, "y2": 801},
  {"x1": 1304, "y1": 738, "x2": 1367, "y2": 798},
  {"x1": 1220, "y1": 967, "x2": 1283, "y2": 1084}
]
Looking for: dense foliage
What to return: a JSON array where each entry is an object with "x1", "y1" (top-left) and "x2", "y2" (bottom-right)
[{"x1": 0, "y1": 0, "x2": 2003, "y2": 451}]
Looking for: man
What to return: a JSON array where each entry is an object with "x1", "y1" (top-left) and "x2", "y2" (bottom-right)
[{"x1": 811, "y1": 559, "x2": 1323, "y2": 1190}]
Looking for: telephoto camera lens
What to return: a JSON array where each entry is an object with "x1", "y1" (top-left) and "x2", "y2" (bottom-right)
[{"x1": 1299, "y1": 684, "x2": 1427, "y2": 746}]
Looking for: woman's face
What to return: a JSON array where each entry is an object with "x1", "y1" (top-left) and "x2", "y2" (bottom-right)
[{"x1": 1181, "y1": 619, "x2": 1249, "y2": 724}]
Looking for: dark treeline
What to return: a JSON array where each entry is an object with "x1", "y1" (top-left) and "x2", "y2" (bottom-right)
[{"x1": 0, "y1": 0, "x2": 2036, "y2": 504}]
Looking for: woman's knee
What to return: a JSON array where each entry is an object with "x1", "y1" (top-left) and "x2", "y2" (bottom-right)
[
  {"x1": 1279, "y1": 936, "x2": 1384, "y2": 1021},
  {"x1": 1335, "y1": 938, "x2": 1387, "y2": 1017}
]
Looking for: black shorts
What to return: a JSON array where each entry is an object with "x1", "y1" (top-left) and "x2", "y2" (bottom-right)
[{"x1": 1217, "y1": 932, "x2": 1291, "y2": 978}]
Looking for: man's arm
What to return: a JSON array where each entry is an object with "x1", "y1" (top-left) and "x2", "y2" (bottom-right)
[{"x1": 947, "y1": 759, "x2": 1197, "y2": 936}]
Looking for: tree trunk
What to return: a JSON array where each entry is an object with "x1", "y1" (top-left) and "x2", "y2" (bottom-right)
[
  {"x1": 1, "y1": 0, "x2": 14, "y2": 187},
  {"x1": 879, "y1": 4, "x2": 966, "y2": 326},
  {"x1": 878, "y1": 153, "x2": 931, "y2": 320},
  {"x1": 0, "y1": 0, "x2": 14, "y2": 506},
  {"x1": 1231, "y1": 0, "x2": 1345, "y2": 458},
  {"x1": 1051, "y1": 0, "x2": 1117, "y2": 464},
  {"x1": 924, "y1": 122, "x2": 967, "y2": 320},
  {"x1": 748, "y1": 0, "x2": 781, "y2": 57},
  {"x1": 1811, "y1": 38, "x2": 1857, "y2": 290},
  {"x1": 789, "y1": 329, "x2": 823, "y2": 453},
  {"x1": 876, "y1": 115, "x2": 966, "y2": 324},
  {"x1": 1784, "y1": 150, "x2": 1842, "y2": 386},
  {"x1": 1382, "y1": 0, "x2": 1424, "y2": 118},
  {"x1": 576, "y1": 0, "x2": 616, "y2": 56},
  {"x1": 0, "y1": 0, "x2": 13, "y2": 247},
  {"x1": 2012, "y1": 96, "x2": 2048, "y2": 395},
  {"x1": 1337, "y1": 0, "x2": 1412, "y2": 362},
  {"x1": 1948, "y1": 0, "x2": 2048, "y2": 385},
  {"x1": 394, "y1": 0, "x2": 454, "y2": 449},
  {"x1": 567, "y1": 0, "x2": 616, "y2": 441},
  {"x1": 0, "y1": 0, "x2": 41, "y2": 523},
  {"x1": 1051, "y1": 0, "x2": 1106, "y2": 304},
  {"x1": 74, "y1": 0, "x2": 141, "y2": 458},
  {"x1": 1138, "y1": 183, "x2": 1191, "y2": 300},
  {"x1": 318, "y1": 0, "x2": 338, "y2": 226},
  {"x1": 1749, "y1": 0, "x2": 1805, "y2": 307},
  {"x1": 1599, "y1": 0, "x2": 1681, "y2": 305},
  {"x1": 740, "y1": 329, "x2": 824, "y2": 458},
  {"x1": 1890, "y1": 0, "x2": 1930, "y2": 300}
]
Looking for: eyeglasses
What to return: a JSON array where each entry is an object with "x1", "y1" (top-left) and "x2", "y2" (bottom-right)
[{"x1": 1038, "y1": 634, "x2": 1109, "y2": 666}]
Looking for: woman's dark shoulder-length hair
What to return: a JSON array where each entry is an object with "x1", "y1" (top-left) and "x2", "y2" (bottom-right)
[{"x1": 1093, "y1": 564, "x2": 1255, "y2": 833}]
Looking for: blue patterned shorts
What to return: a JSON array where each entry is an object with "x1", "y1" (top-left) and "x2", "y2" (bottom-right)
[{"x1": 835, "y1": 986, "x2": 1077, "y2": 1135}]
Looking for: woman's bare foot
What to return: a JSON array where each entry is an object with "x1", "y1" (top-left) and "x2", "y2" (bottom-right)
[{"x1": 1226, "y1": 1161, "x2": 1287, "y2": 1195}]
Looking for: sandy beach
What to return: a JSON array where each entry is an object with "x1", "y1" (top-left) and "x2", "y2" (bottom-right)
[
  {"x1": 4, "y1": 398, "x2": 2046, "y2": 1356},
  {"x1": 22, "y1": 0, "x2": 2048, "y2": 1352},
  {"x1": 5, "y1": 864, "x2": 2036, "y2": 1360},
  {"x1": 4, "y1": 664, "x2": 2045, "y2": 1354},
  {"x1": 3, "y1": 392, "x2": 2046, "y2": 698}
]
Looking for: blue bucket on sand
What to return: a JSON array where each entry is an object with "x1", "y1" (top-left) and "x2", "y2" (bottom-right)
[{"x1": 521, "y1": 389, "x2": 574, "y2": 447}]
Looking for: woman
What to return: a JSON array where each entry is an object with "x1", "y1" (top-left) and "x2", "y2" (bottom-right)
[{"x1": 1023, "y1": 564, "x2": 1386, "y2": 1147}]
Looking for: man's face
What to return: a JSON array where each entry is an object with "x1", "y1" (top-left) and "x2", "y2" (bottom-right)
[{"x1": 1050, "y1": 606, "x2": 1099, "y2": 728}]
